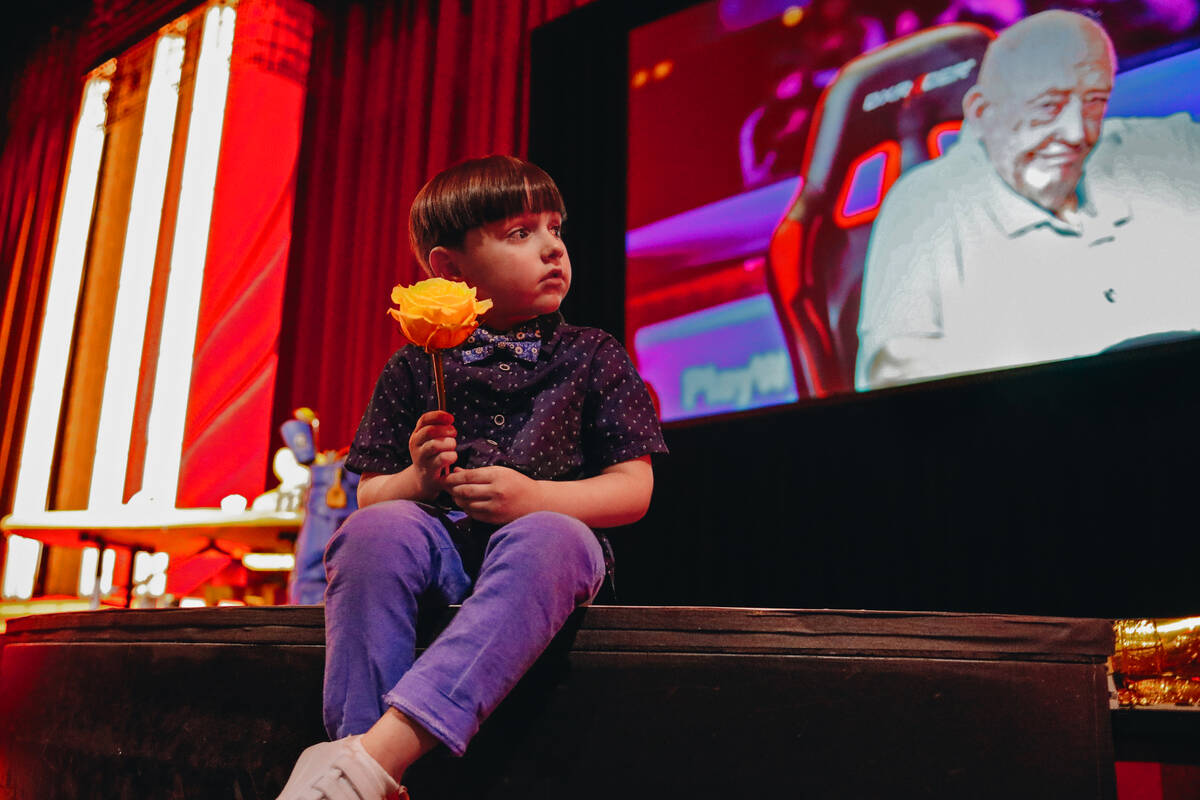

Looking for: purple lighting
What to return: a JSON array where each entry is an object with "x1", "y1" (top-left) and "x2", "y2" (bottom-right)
[
  {"x1": 840, "y1": 149, "x2": 888, "y2": 219},
  {"x1": 634, "y1": 292, "x2": 798, "y2": 421}
]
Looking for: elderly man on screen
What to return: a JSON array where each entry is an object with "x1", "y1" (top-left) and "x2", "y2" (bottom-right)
[{"x1": 855, "y1": 10, "x2": 1200, "y2": 390}]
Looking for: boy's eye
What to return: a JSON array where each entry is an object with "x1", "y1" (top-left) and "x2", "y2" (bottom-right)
[{"x1": 507, "y1": 228, "x2": 530, "y2": 239}]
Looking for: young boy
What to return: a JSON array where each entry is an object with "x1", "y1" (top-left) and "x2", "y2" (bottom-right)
[{"x1": 277, "y1": 155, "x2": 667, "y2": 799}]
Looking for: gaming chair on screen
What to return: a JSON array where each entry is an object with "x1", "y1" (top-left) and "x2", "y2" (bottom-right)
[{"x1": 766, "y1": 23, "x2": 994, "y2": 397}]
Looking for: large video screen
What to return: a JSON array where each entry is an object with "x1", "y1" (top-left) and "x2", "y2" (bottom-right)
[{"x1": 627, "y1": 0, "x2": 1200, "y2": 422}]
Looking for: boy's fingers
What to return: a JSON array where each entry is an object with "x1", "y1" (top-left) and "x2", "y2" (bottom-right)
[
  {"x1": 416, "y1": 410, "x2": 454, "y2": 429},
  {"x1": 420, "y1": 438, "x2": 456, "y2": 455},
  {"x1": 449, "y1": 483, "x2": 489, "y2": 501},
  {"x1": 416, "y1": 441, "x2": 455, "y2": 470},
  {"x1": 443, "y1": 468, "x2": 485, "y2": 486},
  {"x1": 415, "y1": 425, "x2": 455, "y2": 442},
  {"x1": 416, "y1": 427, "x2": 456, "y2": 448}
]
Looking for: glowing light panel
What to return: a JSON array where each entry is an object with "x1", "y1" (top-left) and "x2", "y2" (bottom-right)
[
  {"x1": 77, "y1": 546, "x2": 118, "y2": 597},
  {"x1": 132, "y1": 551, "x2": 170, "y2": 596},
  {"x1": 5, "y1": 75, "x2": 111, "y2": 602},
  {"x1": 78, "y1": 548, "x2": 117, "y2": 597},
  {"x1": 243, "y1": 552, "x2": 296, "y2": 571},
  {"x1": 927, "y1": 120, "x2": 962, "y2": 158},
  {"x1": 142, "y1": 5, "x2": 236, "y2": 507},
  {"x1": 634, "y1": 292, "x2": 799, "y2": 421},
  {"x1": 13, "y1": 76, "x2": 111, "y2": 514},
  {"x1": 2, "y1": 535, "x2": 42, "y2": 599},
  {"x1": 90, "y1": 34, "x2": 186, "y2": 509},
  {"x1": 839, "y1": 147, "x2": 888, "y2": 221}
]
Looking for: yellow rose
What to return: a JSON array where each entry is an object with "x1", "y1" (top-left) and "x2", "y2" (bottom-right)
[{"x1": 388, "y1": 277, "x2": 493, "y2": 350}]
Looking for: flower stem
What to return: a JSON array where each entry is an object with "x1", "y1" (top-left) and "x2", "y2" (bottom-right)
[{"x1": 429, "y1": 349, "x2": 446, "y2": 411}]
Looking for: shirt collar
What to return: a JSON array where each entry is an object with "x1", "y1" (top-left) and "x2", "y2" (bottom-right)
[
  {"x1": 958, "y1": 120, "x2": 1132, "y2": 239},
  {"x1": 535, "y1": 311, "x2": 565, "y2": 358}
]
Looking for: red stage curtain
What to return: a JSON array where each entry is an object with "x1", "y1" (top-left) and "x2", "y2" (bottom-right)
[
  {"x1": 0, "y1": 28, "x2": 90, "y2": 516},
  {"x1": 0, "y1": 0, "x2": 597, "y2": 514},
  {"x1": 272, "y1": 0, "x2": 594, "y2": 452}
]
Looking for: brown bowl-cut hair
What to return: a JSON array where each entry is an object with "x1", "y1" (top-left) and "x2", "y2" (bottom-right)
[{"x1": 409, "y1": 155, "x2": 566, "y2": 272}]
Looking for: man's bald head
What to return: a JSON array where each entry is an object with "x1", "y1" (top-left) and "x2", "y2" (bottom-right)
[
  {"x1": 963, "y1": 11, "x2": 1116, "y2": 216},
  {"x1": 975, "y1": 11, "x2": 1115, "y2": 103}
]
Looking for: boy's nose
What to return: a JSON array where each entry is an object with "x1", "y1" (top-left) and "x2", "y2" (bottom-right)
[{"x1": 541, "y1": 233, "x2": 565, "y2": 261}]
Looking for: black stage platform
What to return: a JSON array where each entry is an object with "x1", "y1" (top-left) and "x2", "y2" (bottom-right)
[{"x1": 0, "y1": 605, "x2": 1115, "y2": 799}]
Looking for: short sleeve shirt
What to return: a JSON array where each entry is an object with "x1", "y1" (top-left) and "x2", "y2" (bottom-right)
[{"x1": 346, "y1": 313, "x2": 668, "y2": 487}]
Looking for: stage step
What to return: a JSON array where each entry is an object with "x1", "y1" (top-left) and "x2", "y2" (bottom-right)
[{"x1": 0, "y1": 605, "x2": 1114, "y2": 799}]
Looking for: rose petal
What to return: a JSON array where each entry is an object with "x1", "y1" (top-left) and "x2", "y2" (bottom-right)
[{"x1": 389, "y1": 277, "x2": 493, "y2": 351}]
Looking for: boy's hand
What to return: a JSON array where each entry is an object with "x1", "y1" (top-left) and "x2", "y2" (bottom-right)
[
  {"x1": 444, "y1": 466, "x2": 545, "y2": 525},
  {"x1": 408, "y1": 410, "x2": 457, "y2": 498}
]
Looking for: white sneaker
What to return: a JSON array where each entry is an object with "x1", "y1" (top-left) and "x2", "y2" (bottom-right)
[{"x1": 275, "y1": 734, "x2": 407, "y2": 800}]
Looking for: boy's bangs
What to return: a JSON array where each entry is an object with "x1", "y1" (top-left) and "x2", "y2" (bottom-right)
[
  {"x1": 462, "y1": 161, "x2": 565, "y2": 229},
  {"x1": 411, "y1": 156, "x2": 566, "y2": 267}
]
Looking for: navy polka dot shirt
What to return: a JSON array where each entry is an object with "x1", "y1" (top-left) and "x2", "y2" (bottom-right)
[{"x1": 346, "y1": 313, "x2": 668, "y2": 492}]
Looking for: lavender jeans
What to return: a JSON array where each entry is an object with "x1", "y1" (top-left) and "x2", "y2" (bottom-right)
[{"x1": 322, "y1": 499, "x2": 606, "y2": 756}]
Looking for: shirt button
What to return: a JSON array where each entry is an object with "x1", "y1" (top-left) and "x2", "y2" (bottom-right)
[
  {"x1": 493, "y1": 414, "x2": 505, "y2": 426},
  {"x1": 498, "y1": 363, "x2": 512, "y2": 371}
]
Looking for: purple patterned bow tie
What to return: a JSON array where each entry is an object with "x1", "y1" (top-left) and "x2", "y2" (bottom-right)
[{"x1": 460, "y1": 325, "x2": 542, "y2": 364}]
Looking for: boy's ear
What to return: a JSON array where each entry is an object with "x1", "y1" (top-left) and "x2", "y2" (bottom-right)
[{"x1": 427, "y1": 246, "x2": 461, "y2": 280}]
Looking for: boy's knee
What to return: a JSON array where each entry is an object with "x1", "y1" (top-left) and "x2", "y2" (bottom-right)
[
  {"x1": 495, "y1": 511, "x2": 605, "y2": 589},
  {"x1": 325, "y1": 500, "x2": 433, "y2": 572}
]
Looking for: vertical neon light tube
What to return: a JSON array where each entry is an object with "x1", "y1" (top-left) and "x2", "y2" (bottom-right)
[
  {"x1": 2, "y1": 536, "x2": 42, "y2": 599},
  {"x1": 78, "y1": 546, "x2": 99, "y2": 596},
  {"x1": 141, "y1": 5, "x2": 235, "y2": 507},
  {"x1": 4, "y1": 75, "x2": 111, "y2": 600},
  {"x1": 12, "y1": 76, "x2": 111, "y2": 515},
  {"x1": 76, "y1": 546, "x2": 116, "y2": 598},
  {"x1": 89, "y1": 34, "x2": 186, "y2": 510}
]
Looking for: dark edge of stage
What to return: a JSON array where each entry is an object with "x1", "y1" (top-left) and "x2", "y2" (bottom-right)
[{"x1": 0, "y1": 604, "x2": 1126, "y2": 799}]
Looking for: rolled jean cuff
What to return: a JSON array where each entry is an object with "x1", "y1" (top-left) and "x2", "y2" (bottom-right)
[{"x1": 382, "y1": 672, "x2": 477, "y2": 757}]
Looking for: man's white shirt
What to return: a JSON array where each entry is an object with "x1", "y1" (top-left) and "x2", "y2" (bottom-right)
[{"x1": 856, "y1": 113, "x2": 1200, "y2": 390}]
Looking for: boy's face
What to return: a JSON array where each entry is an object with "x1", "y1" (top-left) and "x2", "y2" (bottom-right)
[{"x1": 432, "y1": 210, "x2": 570, "y2": 330}]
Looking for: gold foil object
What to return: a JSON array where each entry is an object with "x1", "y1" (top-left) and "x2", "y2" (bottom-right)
[{"x1": 1112, "y1": 617, "x2": 1200, "y2": 706}]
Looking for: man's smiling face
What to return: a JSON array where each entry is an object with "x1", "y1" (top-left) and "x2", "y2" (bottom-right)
[{"x1": 967, "y1": 12, "x2": 1115, "y2": 216}]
